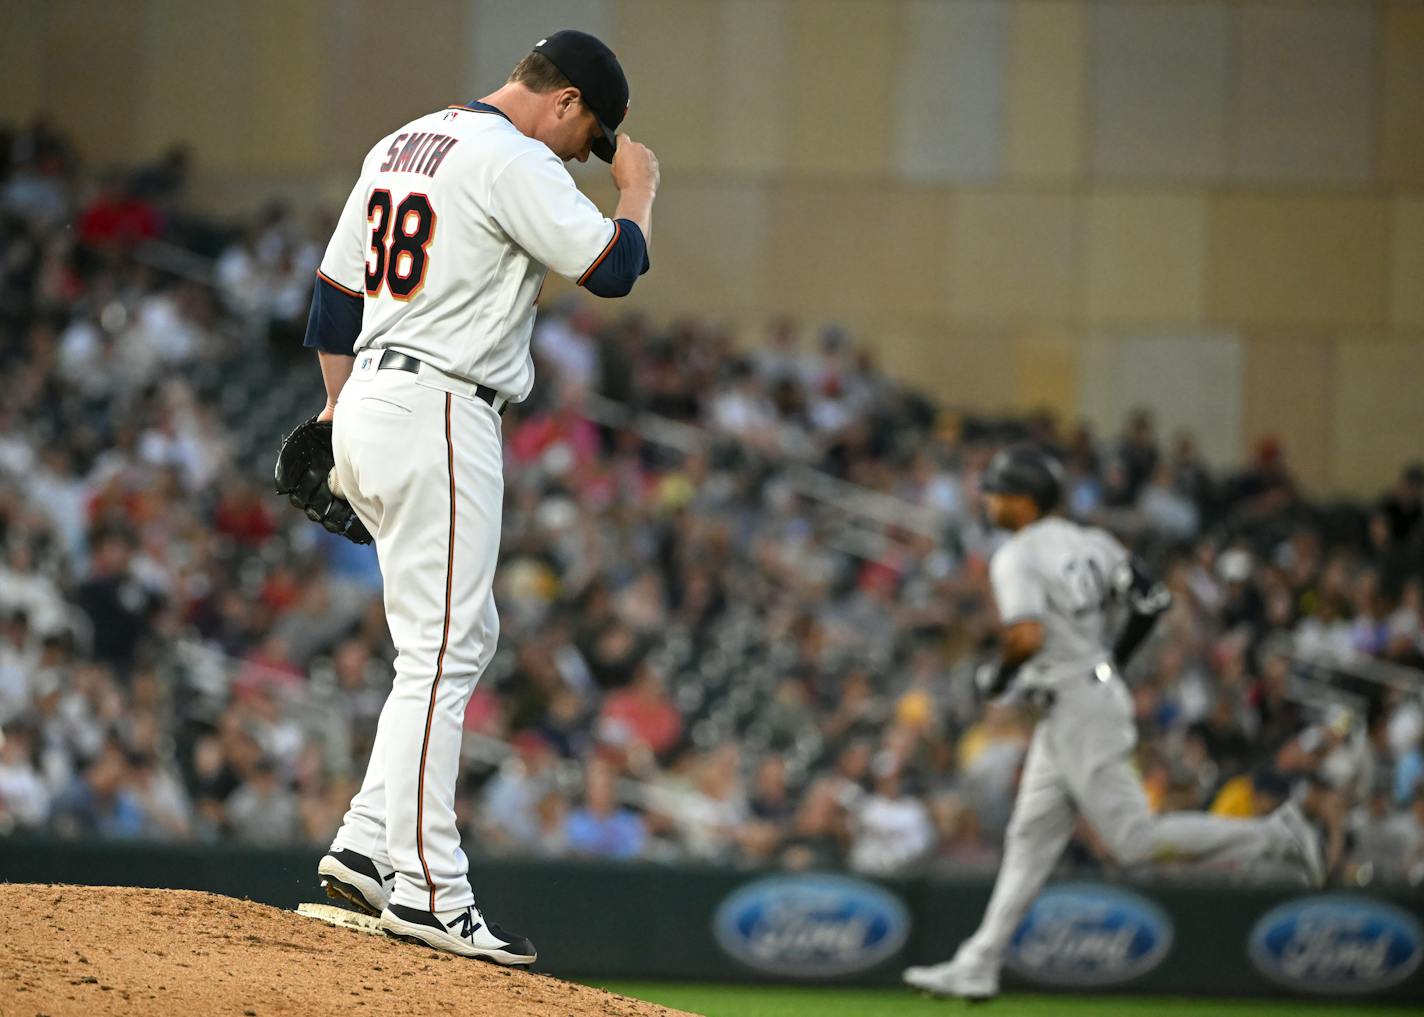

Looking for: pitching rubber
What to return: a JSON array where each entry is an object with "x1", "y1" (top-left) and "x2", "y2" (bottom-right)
[{"x1": 296, "y1": 902, "x2": 385, "y2": 936}]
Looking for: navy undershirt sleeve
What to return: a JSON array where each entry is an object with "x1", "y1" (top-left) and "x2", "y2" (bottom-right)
[
  {"x1": 302, "y1": 274, "x2": 364, "y2": 356},
  {"x1": 581, "y1": 219, "x2": 651, "y2": 298}
]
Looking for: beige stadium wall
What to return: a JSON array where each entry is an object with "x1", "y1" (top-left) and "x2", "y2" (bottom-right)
[{"x1": 2, "y1": 0, "x2": 1422, "y2": 494}]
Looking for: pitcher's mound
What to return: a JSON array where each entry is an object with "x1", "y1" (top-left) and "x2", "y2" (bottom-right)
[{"x1": 0, "y1": 884, "x2": 697, "y2": 1017}]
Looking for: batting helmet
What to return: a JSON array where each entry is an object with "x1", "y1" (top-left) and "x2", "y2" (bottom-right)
[{"x1": 981, "y1": 444, "x2": 1063, "y2": 513}]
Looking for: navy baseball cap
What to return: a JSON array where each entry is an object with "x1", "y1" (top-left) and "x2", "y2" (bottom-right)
[{"x1": 533, "y1": 30, "x2": 629, "y2": 163}]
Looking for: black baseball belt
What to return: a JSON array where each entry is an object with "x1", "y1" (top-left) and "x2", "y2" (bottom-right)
[
  {"x1": 1023, "y1": 663, "x2": 1116, "y2": 714},
  {"x1": 376, "y1": 349, "x2": 507, "y2": 416}
]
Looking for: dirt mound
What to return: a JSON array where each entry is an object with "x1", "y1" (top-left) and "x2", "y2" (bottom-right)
[{"x1": 0, "y1": 884, "x2": 697, "y2": 1017}]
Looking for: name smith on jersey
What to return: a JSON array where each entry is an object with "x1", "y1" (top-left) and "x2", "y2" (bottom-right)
[{"x1": 379, "y1": 133, "x2": 460, "y2": 177}]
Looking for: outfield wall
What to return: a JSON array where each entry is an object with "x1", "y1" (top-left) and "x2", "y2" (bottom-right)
[{"x1": 2, "y1": 837, "x2": 1420, "y2": 1002}]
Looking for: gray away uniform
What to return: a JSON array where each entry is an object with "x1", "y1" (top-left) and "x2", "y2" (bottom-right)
[{"x1": 955, "y1": 516, "x2": 1296, "y2": 974}]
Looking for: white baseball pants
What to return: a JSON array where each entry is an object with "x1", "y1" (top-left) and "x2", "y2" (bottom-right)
[
  {"x1": 328, "y1": 355, "x2": 503, "y2": 913},
  {"x1": 956, "y1": 673, "x2": 1295, "y2": 973}
]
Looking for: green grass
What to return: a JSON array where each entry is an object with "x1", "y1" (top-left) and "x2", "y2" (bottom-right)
[{"x1": 595, "y1": 983, "x2": 1422, "y2": 1017}]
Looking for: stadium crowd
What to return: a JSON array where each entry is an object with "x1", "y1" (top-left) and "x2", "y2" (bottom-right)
[{"x1": 1, "y1": 119, "x2": 1422, "y2": 887}]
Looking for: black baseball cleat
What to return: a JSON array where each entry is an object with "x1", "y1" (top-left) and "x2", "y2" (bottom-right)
[
  {"x1": 380, "y1": 902, "x2": 537, "y2": 967},
  {"x1": 317, "y1": 849, "x2": 396, "y2": 917}
]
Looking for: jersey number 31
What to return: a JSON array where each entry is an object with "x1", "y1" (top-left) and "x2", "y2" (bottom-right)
[{"x1": 366, "y1": 189, "x2": 436, "y2": 300}]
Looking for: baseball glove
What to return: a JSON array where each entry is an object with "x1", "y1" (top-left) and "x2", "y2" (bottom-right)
[{"x1": 273, "y1": 416, "x2": 373, "y2": 545}]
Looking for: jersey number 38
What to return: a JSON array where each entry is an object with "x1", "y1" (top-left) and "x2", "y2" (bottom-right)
[{"x1": 366, "y1": 189, "x2": 436, "y2": 300}]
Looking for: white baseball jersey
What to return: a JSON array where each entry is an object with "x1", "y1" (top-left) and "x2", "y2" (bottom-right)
[
  {"x1": 317, "y1": 102, "x2": 623, "y2": 401},
  {"x1": 989, "y1": 516, "x2": 1130, "y2": 689}
]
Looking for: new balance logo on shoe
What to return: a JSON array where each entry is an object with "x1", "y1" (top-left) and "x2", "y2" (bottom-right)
[
  {"x1": 445, "y1": 910, "x2": 483, "y2": 939},
  {"x1": 381, "y1": 902, "x2": 536, "y2": 965}
]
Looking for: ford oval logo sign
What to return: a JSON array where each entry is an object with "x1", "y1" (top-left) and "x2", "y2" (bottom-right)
[
  {"x1": 1249, "y1": 895, "x2": 1423, "y2": 994},
  {"x1": 1006, "y1": 883, "x2": 1173, "y2": 986},
  {"x1": 712, "y1": 874, "x2": 910, "y2": 977}
]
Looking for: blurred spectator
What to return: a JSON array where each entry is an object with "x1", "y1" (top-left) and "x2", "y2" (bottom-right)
[
  {"x1": 564, "y1": 757, "x2": 645, "y2": 859},
  {"x1": 848, "y1": 761, "x2": 935, "y2": 876},
  {"x1": 1377, "y1": 463, "x2": 1424, "y2": 547},
  {"x1": 780, "y1": 779, "x2": 847, "y2": 871},
  {"x1": 1137, "y1": 463, "x2": 1199, "y2": 541},
  {"x1": 479, "y1": 730, "x2": 559, "y2": 852},
  {"x1": 0, "y1": 723, "x2": 50, "y2": 831},
  {"x1": 0, "y1": 545, "x2": 70, "y2": 638},
  {"x1": 737, "y1": 754, "x2": 793, "y2": 863},
  {"x1": 225, "y1": 757, "x2": 299, "y2": 846},
  {"x1": 597, "y1": 660, "x2": 683, "y2": 761},
  {"x1": 1211, "y1": 768, "x2": 1290, "y2": 819},
  {"x1": 1223, "y1": 436, "x2": 1297, "y2": 524},
  {"x1": 74, "y1": 530, "x2": 163, "y2": 675},
  {"x1": 213, "y1": 478, "x2": 278, "y2": 547},
  {"x1": 1192, "y1": 693, "x2": 1255, "y2": 783},
  {"x1": 77, "y1": 172, "x2": 160, "y2": 250},
  {"x1": 957, "y1": 704, "x2": 1029, "y2": 839},
  {"x1": 1391, "y1": 706, "x2": 1424, "y2": 807},
  {"x1": 669, "y1": 743, "x2": 749, "y2": 862},
  {"x1": 930, "y1": 793, "x2": 999, "y2": 872},
  {"x1": 0, "y1": 613, "x2": 34, "y2": 726},
  {"x1": 1396, "y1": 789, "x2": 1424, "y2": 884},
  {"x1": 532, "y1": 788, "x2": 570, "y2": 858},
  {"x1": 1107, "y1": 408, "x2": 1159, "y2": 507},
  {"x1": 534, "y1": 300, "x2": 600, "y2": 392},
  {"x1": 50, "y1": 741, "x2": 145, "y2": 839},
  {"x1": 1350, "y1": 785, "x2": 1414, "y2": 884},
  {"x1": 129, "y1": 749, "x2": 192, "y2": 841}
]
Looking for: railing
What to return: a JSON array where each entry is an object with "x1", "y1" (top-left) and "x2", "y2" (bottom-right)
[
  {"x1": 577, "y1": 391, "x2": 952, "y2": 561},
  {"x1": 1256, "y1": 631, "x2": 1424, "y2": 746},
  {"x1": 134, "y1": 238, "x2": 217, "y2": 287},
  {"x1": 1281, "y1": 637, "x2": 1424, "y2": 697}
]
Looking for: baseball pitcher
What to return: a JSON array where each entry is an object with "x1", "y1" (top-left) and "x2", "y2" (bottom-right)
[
  {"x1": 903, "y1": 445, "x2": 1325, "y2": 1001},
  {"x1": 275, "y1": 30, "x2": 659, "y2": 964}
]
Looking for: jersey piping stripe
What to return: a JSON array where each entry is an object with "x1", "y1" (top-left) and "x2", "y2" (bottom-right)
[
  {"x1": 415, "y1": 392, "x2": 457, "y2": 912},
  {"x1": 316, "y1": 268, "x2": 364, "y2": 299},
  {"x1": 577, "y1": 221, "x2": 621, "y2": 287}
]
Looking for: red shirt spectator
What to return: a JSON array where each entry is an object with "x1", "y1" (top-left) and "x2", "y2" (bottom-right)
[
  {"x1": 78, "y1": 178, "x2": 161, "y2": 249},
  {"x1": 508, "y1": 405, "x2": 600, "y2": 471},
  {"x1": 214, "y1": 480, "x2": 278, "y2": 547},
  {"x1": 232, "y1": 634, "x2": 304, "y2": 701},
  {"x1": 597, "y1": 661, "x2": 683, "y2": 759}
]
